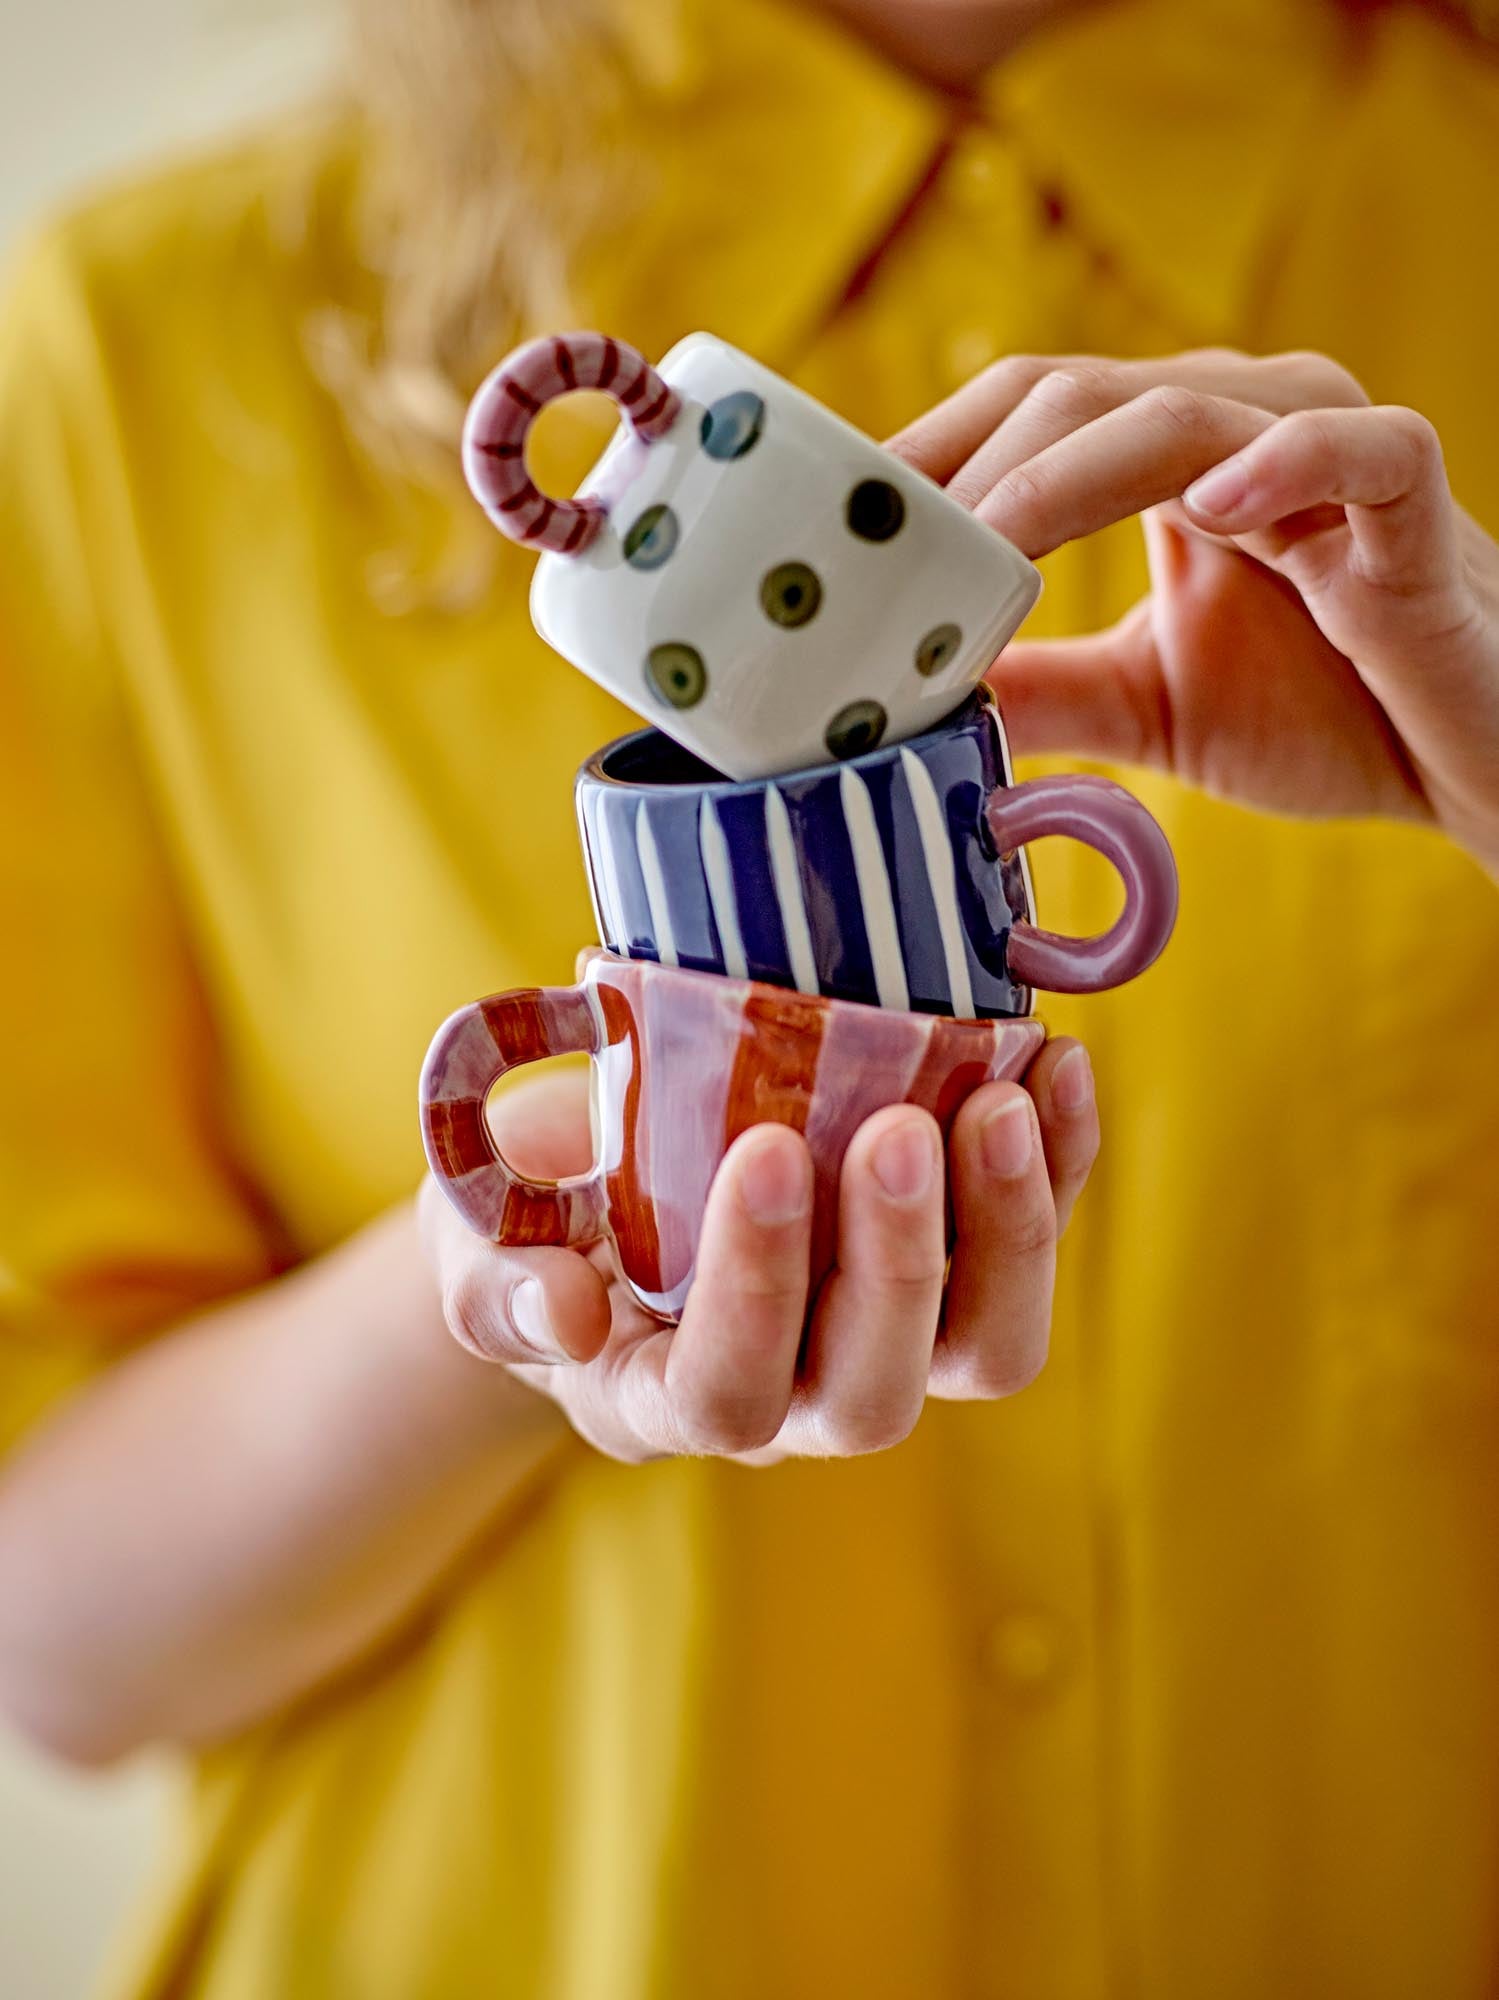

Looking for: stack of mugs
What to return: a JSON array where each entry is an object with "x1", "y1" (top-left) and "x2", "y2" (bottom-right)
[{"x1": 420, "y1": 333, "x2": 1177, "y2": 1318}]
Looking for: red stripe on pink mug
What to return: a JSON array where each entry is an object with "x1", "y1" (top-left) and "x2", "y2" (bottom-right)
[{"x1": 420, "y1": 952, "x2": 1045, "y2": 1320}]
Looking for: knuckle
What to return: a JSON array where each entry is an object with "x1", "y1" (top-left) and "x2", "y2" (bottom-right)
[
  {"x1": 946, "y1": 462, "x2": 997, "y2": 511},
  {"x1": 1050, "y1": 1116, "x2": 1102, "y2": 1202},
  {"x1": 867, "y1": 1242, "x2": 949, "y2": 1294},
  {"x1": 721, "y1": 1262, "x2": 808, "y2": 1309},
  {"x1": 1283, "y1": 349, "x2": 1371, "y2": 406},
  {"x1": 981, "y1": 352, "x2": 1050, "y2": 399},
  {"x1": 995, "y1": 1196, "x2": 1058, "y2": 1263},
  {"x1": 935, "y1": 1332, "x2": 1050, "y2": 1402},
  {"x1": 1070, "y1": 1116, "x2": 1104, "y2": 1180},
  {"x1": 820, "y1": 1396, "x2": 922, "y2": 1458},
  {"x1": 1141, "y1": 382, "x2": 1218, "y2": 436},
  {"x1": 991, "y1": 455, "x2": 1052, "y2": 523},
  {"x1": 1024, "y1": 362, "x2": 1121, "y2": 422},
  {"x1": 441, "y1": 1264, "x2": 507, "y2": 1360},
  {"x1": 1280, "y1": 406, "x2": 1340, "y2": 461},
  {"x1": 672, "y1": 1387, "x2": 782, "y2": 1457},
  {"x1": 1384, "y1": 404, "x2": 1443, "y2": 474},
  {"x1": 986, "y1": 1336, "x2": 1050, "y2": 1397}
]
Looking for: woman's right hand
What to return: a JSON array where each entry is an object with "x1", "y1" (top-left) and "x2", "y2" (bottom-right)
[
  {"x1": 417, "y1": 1044, "x2": 1099, "y2": 1466},
  {"x1": 890, "y1": 349, "x2": 1499, "y2": 882}
]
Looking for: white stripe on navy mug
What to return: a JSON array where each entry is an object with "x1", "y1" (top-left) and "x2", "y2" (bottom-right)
[
  {"x1": 698, "y1": 796, "x2": 748, "y2": 980},
  {"x1": 596, "y1": 793, "x2": 638, "y2": 962},
  {"x1": 763, "y1": 786, "x2": 820, "y2": 997},
  {"x1": 580, "y1": 790, "x2": 610, "y2": 947},
  {"x1": 901, "y1": 748, "x2": 975, "y2": 1021},
  {"x1": 634, "y1": 805, "x2": 680, "y2": 968},
  {"x1": 838, "y1": 767, "x2": 910, "y2": 1013}
]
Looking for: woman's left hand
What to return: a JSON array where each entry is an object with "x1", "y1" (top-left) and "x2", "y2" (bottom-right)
[
  {"x1": 889, "y1": 349, "x2": 1499, "y2": 881},
  {"x1": 421, "y1": 1037, "x2": 1099, "y2": 1468}
]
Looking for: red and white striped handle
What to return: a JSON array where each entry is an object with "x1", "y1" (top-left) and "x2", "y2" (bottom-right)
[
  {"x1": 461, "y1": 332, "x2": 683, "y2": 557},
  {"x1": 420, "y1": 983, "x2": 606, "y2": 1247}
]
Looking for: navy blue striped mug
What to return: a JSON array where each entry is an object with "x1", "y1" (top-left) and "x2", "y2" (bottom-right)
[{"x1": 575, "y1": 688, "x2": 1177, "y2": 1019}]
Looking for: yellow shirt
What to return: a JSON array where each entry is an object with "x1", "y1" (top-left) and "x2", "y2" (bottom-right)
[{"x1": 4, "y1": 1, "x2": 1499, "y2": 1994}]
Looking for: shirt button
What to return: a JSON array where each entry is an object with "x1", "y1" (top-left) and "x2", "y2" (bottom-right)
[
  {"x1": 982, "y1": 1609, "x2": 1072, "y2": 1694},
  {"x1": 942, "y1": 324, "x2": 1004, "y2": 388}
]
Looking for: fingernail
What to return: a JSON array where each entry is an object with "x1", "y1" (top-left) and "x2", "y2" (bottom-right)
[
  {"x1": 1183, "y1": 458, "x2": 1248, "y2": 520},
  {"x1": 1052, "y1": 1045, "x2": 1094, "y2": 1116},
  {"x1": 871, "y1": 1118, "x2": 937, "y2": 1202},
  {"x1": 739, "y1": 1132, "x2": 812, "y2": 1226},
  {"x1": 981, "y1": 1097, "x2": 1035, "y2": 1179},
  {"x1": 510, "y1": 1278, "x2": 554, "y2": 1356}
]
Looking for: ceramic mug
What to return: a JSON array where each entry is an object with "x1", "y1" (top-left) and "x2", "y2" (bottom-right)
[
  {"x1": 420, "y1": 951, "x2": 1044, "y2": 1319},
  {"x1": 575, "y1": 686, "x2": 1178, "y2": 1018},
  {"x1": 463, "y1": 329, "x2": 1042, "y2": 781}
]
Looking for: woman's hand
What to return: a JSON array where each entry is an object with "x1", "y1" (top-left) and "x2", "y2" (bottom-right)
[
  {"x1": 889, "y1": 350, "x2": 1499, "y2": 880},
  {"x1": 418, "y1": 1041, "x2": 1098, "y2": 1465}
]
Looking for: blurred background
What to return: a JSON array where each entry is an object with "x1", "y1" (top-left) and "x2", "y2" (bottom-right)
[{"x1": 1, "y1": 11, "x2": 336, "y2": 1990}]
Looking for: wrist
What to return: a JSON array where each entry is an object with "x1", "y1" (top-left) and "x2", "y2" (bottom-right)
[{"x1": 310, "y1": 1202, "x2": 567, "y2": 1465}]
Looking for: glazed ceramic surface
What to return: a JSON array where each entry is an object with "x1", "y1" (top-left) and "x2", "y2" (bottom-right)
[
  {"x1": 463, "y1": 330, "x2": 1042, "y2": 780},
  {"x1": 420, "y1": 952, "x2": 1045, "y2": 1318},
  {"x1": 576, "y1": 687, "x2": 1179, "y2": 1015}
]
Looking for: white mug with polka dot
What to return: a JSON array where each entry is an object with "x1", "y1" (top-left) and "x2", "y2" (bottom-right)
[{"x1": 463, "y1": 329, "x2": 1042, "y2": 782}]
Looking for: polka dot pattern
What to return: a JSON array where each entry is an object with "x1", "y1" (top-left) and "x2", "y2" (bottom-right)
[
  {"x1": 623, "y1": 504, "x2": 679, "y2": 570},
  {"x1": 825, "y1": 699, "x2": 888, "y2": 760},
  {"x1": 915, "y1": 622, "x2": 963, "y2": 678},
  {"x1": 700, "y1": 392, "x2": 765, "y2": 461},
  {"x1": 646, "y1": 642, "x2": 708, "y2": 709},
  {"x1": 608, "y1": 382, "x2": 970, "y2": 767},
  {"x1": 845, "y1": 479, "x2": 906, "y2": 542},
  {"x1": 759, "y1": 562, "x2": 822, "y2": 629}
]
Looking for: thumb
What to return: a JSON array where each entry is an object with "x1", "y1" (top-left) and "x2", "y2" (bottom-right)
[
  {"x1": 984, "y1": 598, "x2": 1165, "y2": 765},
  {"x1": 421, "y1": 1179, "x2": 613, "y2": 1367}
]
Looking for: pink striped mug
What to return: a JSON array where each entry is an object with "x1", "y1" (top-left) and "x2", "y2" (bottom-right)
[{"x1": 420, "y1": 951, "x2": 1044, "y2": 1320}]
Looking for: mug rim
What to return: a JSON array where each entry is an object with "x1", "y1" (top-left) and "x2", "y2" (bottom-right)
[
  {"x1": 578, "y1": 685, "x2": 999, "y2": 797},
  {"x1": 576, "y1": 944, "x2": 1048, "y2": 1039}
]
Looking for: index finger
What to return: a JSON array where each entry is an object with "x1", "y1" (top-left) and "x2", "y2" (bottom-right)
[
  {"x1": 976, "y1": 386, "x2": 1276, "y2": 558},
  {"x1": 885, "y1": 353, "x2": 1094, "y2": 481},
  {"x1": 886, "y1": 349, "x2": 1365, "y2": 488}
]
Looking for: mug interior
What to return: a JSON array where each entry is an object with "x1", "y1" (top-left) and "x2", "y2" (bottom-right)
[{"x1": 592, "y1": 687, "x2": 993, "y2": 793}]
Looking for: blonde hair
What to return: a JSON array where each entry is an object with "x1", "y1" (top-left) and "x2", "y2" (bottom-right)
[{"x1": 310, "y1": 0, "x2": 643, "y2": 508}]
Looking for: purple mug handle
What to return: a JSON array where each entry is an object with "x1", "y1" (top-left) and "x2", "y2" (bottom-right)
[{"x1": 986, "y1": 775, "x2": 1179, "y2": 994}]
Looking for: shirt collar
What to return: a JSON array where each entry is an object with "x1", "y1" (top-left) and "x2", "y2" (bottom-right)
[
  {"x1": 587, "y1": 0, "x2": 944, "y2": 362},
  {"x1": 986, "y1": 0, "x2": 1347, "y2": 340},
  {"x1": 597, "y1": 0, "x2": 1345, "y2": 357}
]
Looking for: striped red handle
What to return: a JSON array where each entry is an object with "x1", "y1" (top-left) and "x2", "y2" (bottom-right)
[
  {"x1": 420, "y1": 984, "x2": 606, "y2": 1246},
  {"x1": 461, "y1": 332, "x2": 683, "y2": 557}
]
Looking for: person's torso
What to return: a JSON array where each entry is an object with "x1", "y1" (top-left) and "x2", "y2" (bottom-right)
[{"x1": 84, "y1": 4, "x2": 1499, "y2": 1994}]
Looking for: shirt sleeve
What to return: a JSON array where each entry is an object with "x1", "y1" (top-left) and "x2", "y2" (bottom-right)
[{"x1": 0, "y1": 223, "x2": 285, "y2": 1455}]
